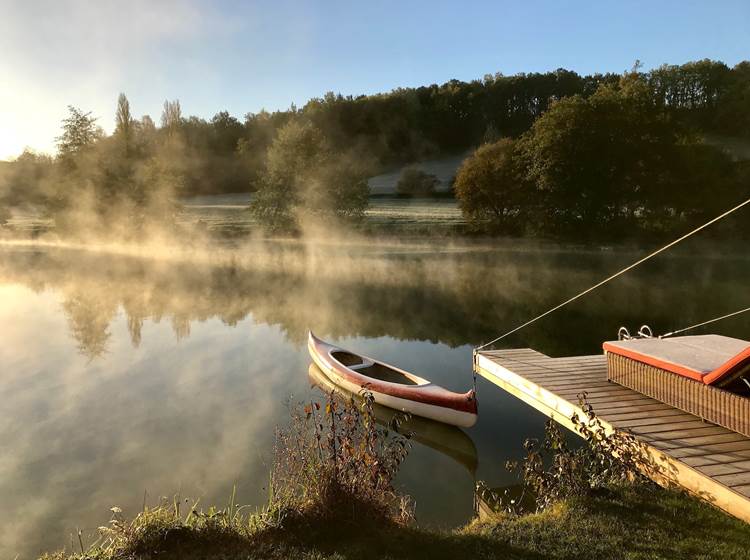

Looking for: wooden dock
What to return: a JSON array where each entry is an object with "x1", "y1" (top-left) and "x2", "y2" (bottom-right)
[{"x1": 475, "y1": 348, "x2": 750, "y2": 523}]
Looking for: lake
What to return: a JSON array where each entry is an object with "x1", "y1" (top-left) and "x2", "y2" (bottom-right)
[{"x1": 2, "y1": 237, "x2": 749, "y2": 558}]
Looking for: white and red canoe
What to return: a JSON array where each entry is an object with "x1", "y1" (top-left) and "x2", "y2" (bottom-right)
[{"x1": 307, "y1": 331, "x2": 478, "y2": 428}]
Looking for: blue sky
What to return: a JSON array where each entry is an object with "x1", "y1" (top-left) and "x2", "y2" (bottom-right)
[{"x1": 1, "y1": 0, "x2": 748, "y2": 159}]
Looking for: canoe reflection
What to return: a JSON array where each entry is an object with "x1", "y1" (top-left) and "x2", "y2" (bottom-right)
[{"x1": 308, "y1": 363, "x2": 478, "y2": 475}]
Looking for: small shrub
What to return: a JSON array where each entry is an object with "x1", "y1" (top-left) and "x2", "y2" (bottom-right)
[
  {"x1": 503, "y1": 393, "x2": 652, "y2": 512},
  {"x1": 396, "y1": 166, "x2": 440, "y2": 196},
  {"x1": 271, "y1": 391, "x2": 413, "y2": 525}
]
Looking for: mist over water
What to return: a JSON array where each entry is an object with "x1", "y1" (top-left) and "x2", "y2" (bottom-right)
[{"x1": 2, "y1": 237, "x2": 750, "y2": 558}]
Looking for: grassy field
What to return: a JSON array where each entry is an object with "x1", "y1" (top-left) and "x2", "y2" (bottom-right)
[
  {"x1": 1, "y1": 195, "x2": 466, "y2": 238},
  {"x1": 1, "y1": 151, "x2": 469, "y2": 237},
  {"x1": 40, "y1": 483, "x2": 750, "y2": 560},
  {"x1": 362, "y1": 198, "x2": 465, "y2": 234},
  {"x1": 179, "y1": 194, "x2": 467, "y2": 236}
]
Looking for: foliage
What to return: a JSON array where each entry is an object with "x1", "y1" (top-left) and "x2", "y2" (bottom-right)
[
  {"x1": 1, "y1": 149, "x2": 55, "y2": 208},
  {"x1": 4, "y1": 59, "x2": 750, "y2": 239},
  {"x1": 457, "y1": 72, "x2": 745, "y2": 238},
  {"x1": 252, "y1": 120, "x2": 369, "y2": 231},
  {"x1": 270, "y1": 391, "x2": 413, "y2": 524},
  {"x1": 396, "y1": 166, "x2": 440, "y2": 196},
  {"x1": 504, "y1": 394, "x2": 651, "y2": 512},
  {"x1": 114, "y1": 93, "x2": 133, "y2": 140},
  {"x1": 160, "y1": 99, "x2": 182, "y2": 131},
  {"x1": 517, "y1": 73, "x2": 677, "y2": 236},
  {"x1": 56, "y1": 106, "x2": 101, "y2": 161},
  {"x1": 53, "y1": 102, "x2": 184, "y2": 237},
  {"x1": 453, "y1": 138, "x2": 527, "y2": 233}
]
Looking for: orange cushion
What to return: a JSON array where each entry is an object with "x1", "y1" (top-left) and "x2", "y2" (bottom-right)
[{"x1": 603, "y1": 335, "x2": 750, "y2": 385}]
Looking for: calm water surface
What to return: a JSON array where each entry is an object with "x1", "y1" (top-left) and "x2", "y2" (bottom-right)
[{"x1": 2, "y1": 239, "x2": 749, "y2": 557}]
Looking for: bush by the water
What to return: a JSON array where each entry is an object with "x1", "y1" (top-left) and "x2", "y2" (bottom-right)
[
  {"x1": 497, "y1": 394, "x2": 653, "y2": 513},
  {"x1": 269, "y1": 390, "x2": 413, "y2": 524}
]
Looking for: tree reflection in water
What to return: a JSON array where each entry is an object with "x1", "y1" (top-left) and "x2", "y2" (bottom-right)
[{"x1": 1, "y1": 241, "x2": 749, "y2": 360}]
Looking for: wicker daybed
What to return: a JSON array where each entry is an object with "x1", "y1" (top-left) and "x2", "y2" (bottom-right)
[{"x1": 604, "y1": 335, "x2": 750, "y2": 438}]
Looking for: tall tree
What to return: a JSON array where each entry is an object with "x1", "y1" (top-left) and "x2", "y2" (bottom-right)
[
  {"x1": 115, "y1": 93, "x2": 133, "y2": 138},
  {"x1": 161, "y1": 99, "x2": 182, "y2": 135},
  {"x1": 56, "y1": 106, "x2": 98, "y2": 158}
]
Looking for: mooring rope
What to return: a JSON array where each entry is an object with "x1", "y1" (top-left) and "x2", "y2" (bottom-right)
[
  {"x1": 660, "y1": 306, "x2": 750, "y2": 338},
  {"x1": 475, "y1": 195, "x2": 750, "y2": 351}
]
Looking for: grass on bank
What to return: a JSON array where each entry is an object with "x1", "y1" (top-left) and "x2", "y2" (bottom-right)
[
  {"x1": 39, "y1": 484, "x2": 750, "y2": 560},
  {"x1": 40, "y1": 394, "x2": 750, "y2": 560}
]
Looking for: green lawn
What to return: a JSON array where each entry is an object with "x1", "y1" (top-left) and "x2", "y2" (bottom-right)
[
  {"x1": 178, "y1": 195, "x2": 467, "y2": 236},
  {"x1": 41, "y1": 483, "x2": 750, "y2": 560},
  {"x1": 3, "y1": 195, "x2": 467, "y2": 238}
]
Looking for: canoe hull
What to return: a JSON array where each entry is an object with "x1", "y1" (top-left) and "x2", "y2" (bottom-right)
[
  {"x1": 308, "y1": 332, "x2": 477, "y2": 428},
  {"x1": 308, "y1": 362, "x2": 478, "y2": 474}
]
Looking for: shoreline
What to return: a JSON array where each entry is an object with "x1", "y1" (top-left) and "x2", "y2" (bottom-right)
[{"x1": 36, "y1": 483, "x2": 750, "y2": 560}]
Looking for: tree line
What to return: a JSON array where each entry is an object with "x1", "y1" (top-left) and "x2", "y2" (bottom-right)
[
  {"x1": 1, "y1": 59, "x2": 748, "y2": 236},
  {"x1": 455, "y1": 68, "x2": 750, "y2": 238}
]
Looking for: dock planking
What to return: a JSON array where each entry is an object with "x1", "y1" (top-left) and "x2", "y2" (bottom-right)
[{"x1": 475, "y1": 348, "x2": 750, "y2": 522}]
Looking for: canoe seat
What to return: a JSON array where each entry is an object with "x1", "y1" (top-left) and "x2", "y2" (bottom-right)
[
  {"x1": 603, "y1": 334, "x2": 750, "y2": 387},
  {"x1": 355, "y1": 363, "x2": 420, "y2": 385},
  {"x1": 349, "y1": 360, "x2": 374, "y2": 371},
  {"x1": 331, "y1": 350, "x2": 365, "y2": 367}
]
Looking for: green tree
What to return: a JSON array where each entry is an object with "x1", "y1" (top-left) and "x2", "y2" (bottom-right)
[
  {"x1": 454, "y1": 138, "x2": 527, "y2": 233},
  {"x1": 56, "y1": 106, "x2": 99, "y2": 159},
  {"x1": 515, "y1": 74, "x2": 678, "y2": 235},
  {"x1": 114, "y1": 93, "x2": 133, "y2": 139},
  {"x1": 396, "y1": 166, "x2": 439, "y2": 196},
  {"x1": 3, "y1": 149, "x2": 55, "y2": 207},
  {"x1": 211, "y1": 111, "x2": 244, "y2": 153},
  {"x1": 252, "y1": 120, "x2": 368, "y2": 230},
  {"x1": 161, "y1": 99, "x2": 182, "y2": 135},
  {"x1": 716, "y1": 62, "x2": 750, "y2": 136},
  {"x1": 514, "y1": 71, "x2": 741, "y2": 237}
]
